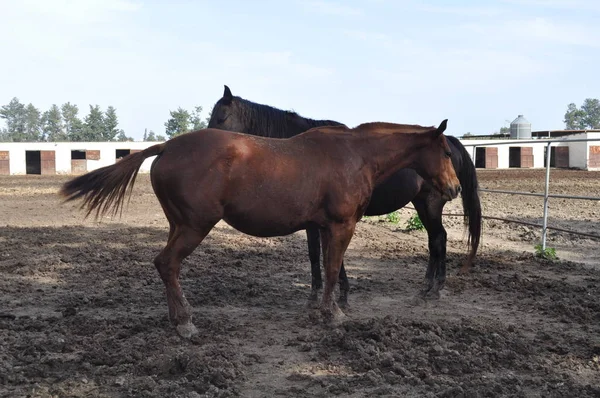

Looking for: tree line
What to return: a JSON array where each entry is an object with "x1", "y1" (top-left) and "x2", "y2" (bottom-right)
[
  {"x1": 0, "y1": 97, "x2": 135, "y2": 142},
  {"x1": 0, "y1": 97, "x2": 212, "y2": 143},
  {"x1": 5, "y1": 95, "x2": 597, "y2": 142}
]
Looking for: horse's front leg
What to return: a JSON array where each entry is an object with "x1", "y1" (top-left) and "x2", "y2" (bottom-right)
[
  {"x1": 412, "y1": 197, "x2": 447, "y2": 299},
  {"x1": 320, "y1": 222, "x2": 355, "y2": 324},
  {"x1": 338, "y1": 262, "x2": 350, "y2": 308},
  {"x1": 306, "y1": 227, "x2": 321, "y2": 307}
]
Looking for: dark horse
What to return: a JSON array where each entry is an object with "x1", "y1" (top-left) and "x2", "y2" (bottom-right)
[
  {"x1": 208, "y1": 86, "x2": 482, "y2": 304},
  {"x1": 60, "y1": 122, "x2": 460, "y2": 337}
]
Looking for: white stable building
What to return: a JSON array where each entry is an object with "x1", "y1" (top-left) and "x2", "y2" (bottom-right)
[
  {"x1": 460, "y1": 132, "x2": 600, "y2": 171},
  {"x1": 1, "y1": 130, "x2": 599, "y2": 176},
  {"x1": 0, "y1": 141, "x2": 163, "y2": 175}
]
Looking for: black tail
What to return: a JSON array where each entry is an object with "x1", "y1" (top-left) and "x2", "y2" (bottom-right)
[
  {"x1": 447, "y1": 135, "x2": 482, "y2": 270},
  {"x1": 59, "y1": 143, "x2": 166, "y2": 219}
]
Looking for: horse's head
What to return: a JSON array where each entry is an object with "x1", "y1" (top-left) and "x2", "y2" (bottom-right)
[
  {"x1": 412, "y1": 120, "x2": 461, "y2": 201},
  {"x1": 207, "y1": 85, "x2": 247, "y2": 132}
]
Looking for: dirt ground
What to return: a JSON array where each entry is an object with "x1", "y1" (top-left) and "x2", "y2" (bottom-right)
[{"x1": 1, "y1": 169, "x2": 599, "y2": 398}]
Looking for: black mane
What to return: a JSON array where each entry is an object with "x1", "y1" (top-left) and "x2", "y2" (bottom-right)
[{"x1": 227, "y1": 96, "x2": 345, "y2": 138}]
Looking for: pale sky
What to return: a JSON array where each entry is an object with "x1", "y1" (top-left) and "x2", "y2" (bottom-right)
[{"x1": 1, "y1": 0, "x2": 598, "y2": 139}]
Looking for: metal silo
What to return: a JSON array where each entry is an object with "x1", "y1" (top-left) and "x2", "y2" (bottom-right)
[{"x1": 510, "y1": 114, "x2": 532, "y2": 139}]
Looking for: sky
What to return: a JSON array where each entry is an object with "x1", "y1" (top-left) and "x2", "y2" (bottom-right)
[{"x1": 0, "y1": 0, "x2": 598, "y2": 139}]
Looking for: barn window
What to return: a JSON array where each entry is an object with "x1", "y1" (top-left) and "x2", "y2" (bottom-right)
[
  {"x1": 116, "y1": 149, "x2": 131, "y2": 160},
  {"x1": 71, "y1": 150, "x2": 86, "y2": 160}
]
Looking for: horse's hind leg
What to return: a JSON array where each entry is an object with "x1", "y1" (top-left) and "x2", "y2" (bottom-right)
[{"x1": 154, "y1": 224, "x2": 215, "y2": 338}]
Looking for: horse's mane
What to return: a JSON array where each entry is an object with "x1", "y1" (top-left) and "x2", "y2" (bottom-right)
[{"x1": 229, "y1": 96, "x2": 345, "y2": 138}]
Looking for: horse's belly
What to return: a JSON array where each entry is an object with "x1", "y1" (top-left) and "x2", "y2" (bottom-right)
[{"x1": 222, "y1": 213, "x2": 307, "y2": 238}]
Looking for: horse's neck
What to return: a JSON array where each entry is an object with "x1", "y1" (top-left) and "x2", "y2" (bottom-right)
[
  {"x1": 285, "y1": 117, "x2": 324, "y2": 137},
  {"x1": 358, "y1": 132, "x2": 428, "y2": 185}
]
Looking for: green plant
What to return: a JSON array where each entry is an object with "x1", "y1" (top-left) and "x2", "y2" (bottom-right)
[
  {"x1": 534, "y1": 244, "x2": 557, "y2": 260},
  {"x1": 405, "y1": 214, "x2": 425, "y2": 231},
  {"x1": 385, "y1": 211, "x2": 401, "y2": 224}
]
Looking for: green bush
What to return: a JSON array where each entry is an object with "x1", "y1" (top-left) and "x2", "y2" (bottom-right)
[
  {"x1": 405, "y1": 214, "x2": 425, "y2": 231},
  {"x1": 534, "y1": 244, "x2": 557, "y2": 260},
  {"x1": 385, "y1": 211, "x2": 401, "y2": 224}
]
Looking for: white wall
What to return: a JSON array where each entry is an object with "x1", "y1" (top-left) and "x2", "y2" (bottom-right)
[
  {"x1": 565, "y1": 133, "x2": 588, "y2": 169},
  {"x1": 0, "y1": 141, "x2": 162, "y2": 175}
]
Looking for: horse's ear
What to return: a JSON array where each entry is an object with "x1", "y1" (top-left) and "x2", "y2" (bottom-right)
[
  {"x1": 223, "y1": 85, "x2": 233, "y2": 104},
  {"x1": 433, "y1": 119, "x2": 448, "y2": 138}
]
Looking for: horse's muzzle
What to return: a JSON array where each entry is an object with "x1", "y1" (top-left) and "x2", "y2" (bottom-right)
[{"x1": 443, "y1": 185, "x2": 461, "y2": 201}]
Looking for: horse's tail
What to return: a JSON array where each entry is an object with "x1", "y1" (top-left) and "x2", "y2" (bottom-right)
[
  {"x1": 447, "y1": 135, "x2": 482, "y2": 272},
  {"x1": 59, "y1": 143, "x2": 166, "y2": 219}
]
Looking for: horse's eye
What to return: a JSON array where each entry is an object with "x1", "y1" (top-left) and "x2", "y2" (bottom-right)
[{"x1": 445, "y1": 151, "x2": 452, "y2": 158}]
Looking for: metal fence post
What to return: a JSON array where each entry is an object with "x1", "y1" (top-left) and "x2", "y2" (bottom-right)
[{"x1": 542, "y1": 142, "x2": 552, "y2": 250}]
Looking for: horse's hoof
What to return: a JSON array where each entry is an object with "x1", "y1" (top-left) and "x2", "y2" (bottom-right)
[
  {"x1": 458, "y1": 262, "x2": 473, "y2": 275},
  {"x1": 176, "y1": 321, "x2": 199, "y2": 339},
  {"x1": 410, "y1": 294, "x2": 427, "y2": 306},
  {"x1": 424, "y1": 290, "x2": 441, "y2": 300},
  {"x1": 338, "y1": 297, "x2": 349, "y2": 310},
  {"x1": 305, "y1": 292, "x2": 320, "y2": 309},
  {"x1": 322, "y1": 305, "x2": 346, "y2": 326}
]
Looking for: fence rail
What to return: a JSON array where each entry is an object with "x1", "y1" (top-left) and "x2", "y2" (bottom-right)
[
  {"x1": 456, "y1": 137, "x2": 600, "y2": 250},
  {"x1": 479, "y1": 188, "x2": 600, "y2": 201}
]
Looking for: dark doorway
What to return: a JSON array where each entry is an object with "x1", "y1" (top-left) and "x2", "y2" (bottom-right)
[
  {"x1": 26, "y1": 151, "x2": 41, "y2": 175},
  {"x1": 544, "y1": 147, "x2": 556, "y2": 167},
  {"x1": 475, "y1": 147, "x2": 486, "y2": 168},
  {"x1": 509, "y1": 147, "x2": 521, "y2": 168}
]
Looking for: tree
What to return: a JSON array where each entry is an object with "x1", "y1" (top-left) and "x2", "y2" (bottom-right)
[
  {"x1": 564, "y1": 99, "x2": 600, "y2": 129},
  {"x1": 103, "y1": 106, "x2": 119, "y2": 141},
  {"x1": 0, "y1": 97, "x2": 27, "y2": 141},
  {"x1": 156, "y1": 134, "x2": 166, "y2": 141},
  {"x1": 564, "y1": 103, "x2": 586, "y2": 129},
  {"x1": 146, "y1": 130, "x2": 157, "y2": 141},
  {"x1": 24, "y1": 104, "x2": 42, "y2": 141},
  {"x1": 581, "y1": 98, "x2": 600, "y2": 129},
  {"x1": 164, "y1": 107, "x2": 191, "y2": 138},
  {"x1": 116, "y1": 129, "x2": 133, "y2": 142},
  {"x1": 42, "y1": 104, "x2": 66, "y2": 141},
  {"x1": 83, "y1": 105, "x2": 105, "y2": 141},
  {"x1": 61, "y1": 102, "x2": 84, "y2": 141},
  {"x1": 190, "y1": 106, "x2": 207, "y2": 131}
]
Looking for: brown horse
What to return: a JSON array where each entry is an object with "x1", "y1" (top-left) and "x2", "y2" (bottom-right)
[
  {"x1": 60, "y1": 123, "x2": 460, "y2": 338},
  {"x1": 207, "y1": 86, "x2": 481, "y2": 305}
]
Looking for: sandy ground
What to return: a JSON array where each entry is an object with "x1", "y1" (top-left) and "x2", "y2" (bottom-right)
[{"x1": 1, "y1": 170, "x2": 599, "y2": 397}]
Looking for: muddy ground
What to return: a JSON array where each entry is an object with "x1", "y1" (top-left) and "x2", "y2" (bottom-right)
[{"x1": 1, "y1": 170, "x2": 599, "y2": 397}]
